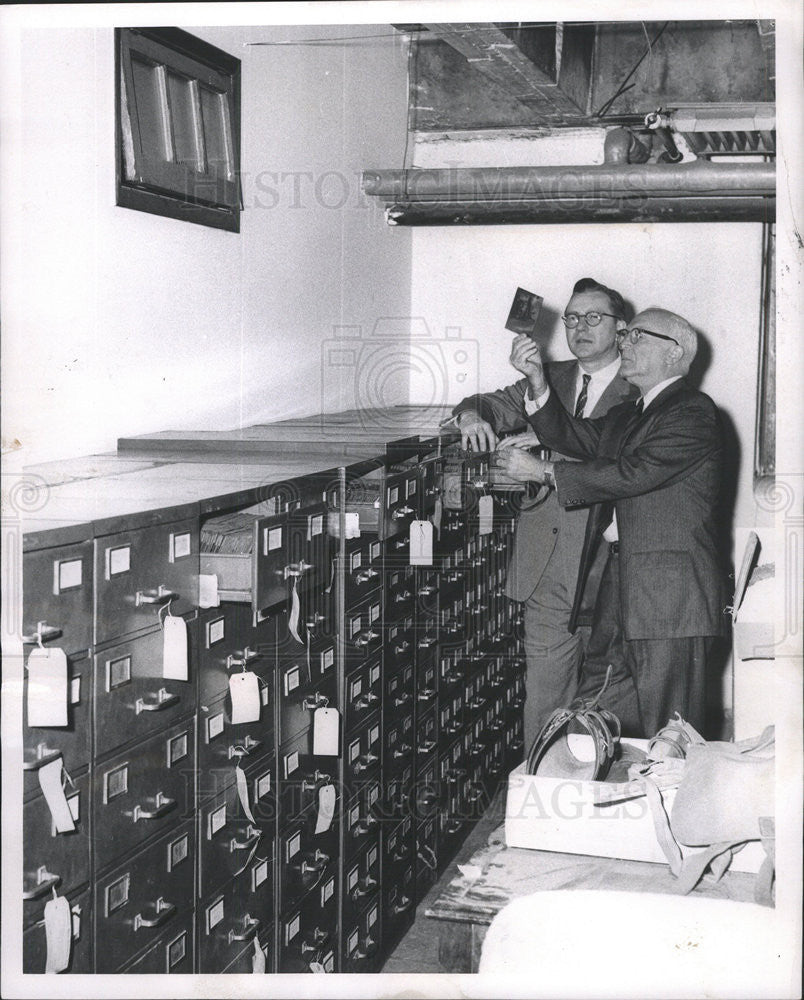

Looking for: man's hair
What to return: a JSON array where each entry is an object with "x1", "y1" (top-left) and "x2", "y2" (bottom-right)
[
  {"x1": 572, "y1": 277, "x2": 629, "y2": 322},
  {"x1": 638, "y1": 308, "x2": 698, "y2": 370}
]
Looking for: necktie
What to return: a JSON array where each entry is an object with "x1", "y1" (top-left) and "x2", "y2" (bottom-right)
[
  {"x1": 635, "y1": 397, "x2": 644, "y2": 415},
  {"x1": 574, "y1": 373, "x2": 591, "y2": 418}
]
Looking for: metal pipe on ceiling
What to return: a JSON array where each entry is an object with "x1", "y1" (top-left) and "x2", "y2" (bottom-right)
[
  {"x1": 362, "y1": 162, "x2": 776, "y2": 200},
  {"x1": 384, "y1": 197, "x2": 775, "y2": 226}
]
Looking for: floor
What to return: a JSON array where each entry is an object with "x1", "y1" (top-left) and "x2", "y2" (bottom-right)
[{"x1": 380, "y1": 786, "x2": 507, "y2": 974}]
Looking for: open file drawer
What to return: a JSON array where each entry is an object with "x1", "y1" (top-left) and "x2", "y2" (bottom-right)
[{"x1": 200, "y1": 510, "x2": 288, "y2": 612}]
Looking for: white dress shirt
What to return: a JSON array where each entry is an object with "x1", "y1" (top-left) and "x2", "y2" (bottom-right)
[{"x1": 573, "y1": 356, "x2": 623, "y2": 417}]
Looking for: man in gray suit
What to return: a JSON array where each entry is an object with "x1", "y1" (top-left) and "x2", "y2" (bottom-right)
[
  {"x1": 452, "y1": 278, "x2": 638, "y2": 748},
  {"x1": 497, "y1": 308, "x2": 727, "y2": 737}
]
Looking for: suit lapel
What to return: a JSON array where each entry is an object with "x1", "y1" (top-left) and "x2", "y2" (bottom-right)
[
  {"x1": 591, "y1": 371, "x2": 638, "y2": 417},
  {"x1": 547, "y1": 361, "x2": 579, "y2": 413}
]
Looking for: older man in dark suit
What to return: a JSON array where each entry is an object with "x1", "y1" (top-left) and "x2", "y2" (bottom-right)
[
  {"x1": 451, "y1": 278, "x2": 637, "y2": 747},
  {"x1": 495, "y1": 307, "x2": 727, "y2": 737}
]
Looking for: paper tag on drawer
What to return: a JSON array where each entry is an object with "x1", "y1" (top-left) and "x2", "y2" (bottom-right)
[
  {"x1": 38, "y1": 756, "x2": 75, "y2": 833},
  {"x1": 252, "y1": 937, "x2": 266, "y2": 974},
  {"x1": 315, "y1": 784, "x2": 336, "y2": 834},
  {"x1": 26, "y1": 647, "x2": 68, "y2": 727},
  {"x1": 345, "y1": 512, "x2": 361, "y2": 539},
  {"x1": 163, "y1": 615, "x2": 188, "y2": 681},
  {"x1": 198, "y1": 574, "x2": 220, "y2": 609},
  {"x1": 229, "y1": 671, "x2": 261, "y2": 724},
  {"x1": 478, "y1": 494, "x2": 493, "y2": 536},
  {"x1": 409, "y1": 520, "x2": 433, "y2": 566},
  {"x1": 44, "y1": 893, "x2": 72, "y2": 974},
  {"x1": 313, "y1": 706, "x2": 340, "y2": 756}
]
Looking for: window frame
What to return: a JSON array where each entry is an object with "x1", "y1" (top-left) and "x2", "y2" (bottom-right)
[{"x1": 115, "y1": 27, "x2": 241, "y2": 233}]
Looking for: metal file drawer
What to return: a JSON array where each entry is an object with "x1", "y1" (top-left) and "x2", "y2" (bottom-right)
[
  {"x1": 278, "y1": 808, "x2": 339, "y2": 913},
  {"x1": 383, "y1": 711, "x2": 414, "y2": 778},
  {"x1": 417, "y1": 456, "x2": 442, "y2": 519},
  {"x1": 342, "y1": 535, "x2": 382, "y2": 607},
  {"x1": 278, "y1": 883, "x2": 338, "y2": 973},
  {"x1": 200, "y1": 509, "x2": 288, "y2": 612},
  {"x1": 415, "y1": 659, "x2": 438, "y2": 714},
  {"x1": 384, "y1": 564, "x2": 415, "y2": 623},
  {"x1": 277, "y1": 726, "x2": 339, "y2": 827},
  {"x1": 343, "y1": 596, "x2": 383, "y2": 663},
  {"x1": 198, "y1": 866, "x2": 275, "y2": 974},
  {"x1": 93, "y1": 518, "x2": 199, "y2": 645},
  {"x1": 197, "y1": 688, "x2": 274, "y2": 795},
  {"x1": 198, "y1": 777, "x2": 275, "y2": 898},
  {"x1": 384, "y1": 616, "x2": 415, "y2": 675},
  {"x1": 341, "y1": 839, "x2": 380, "y2": 928},
  {"x1": 415, "y1": 707, "x2": 438, "y2": 768},
  {"x1": 93, "y1": 625, "x2": 194, "y2": 760},
  {"x1": 285, "y1": 501, "x2": 331, "y2": 595},
  {"x1": 344, "y1": 657, "x2": 382, "y2": 734},
  {"x1": 23, "y1": 540, "x2": 93, "y2": 655},
  {"x1": 384, "y1": 662, "x2": 414, "y2": 719},
  {"x1": 343, "y1": 714, "x2": 381, "y2": 789},
  {"x1": 119, "y1": 913, "x2": 195, "y2": 974},
  {"x1": 22, "y1": 886, "x2": 91, "y2": 974},
  {"x1": 23, "y1": 651, "x2": 91, "y2": 799},
  {"x1": 382, "y1": 861, "x2": 415, "y2": 945},
  {"x1": 277, "y1": 649, "x2": 338, "y2": 746},
  {"x1": 345, "y1": 468, "x2": 415, "y2": 540},
  {"x1": 382, "y1": 815, "x2": 415, "y2": 873},
  {"x1": 94, "y1": 820, "x2": 195, "y2": 972},
  {"x1": 341, "y1": 894, "x2": 382, "y2": 974},
  {"x1": 384, "y1": 761, "x2": 414, "y2": 821},
  {"x1": 23, "y1": 770, "x2": 90, "y2": 928},
  {"x1": 343, "y1": 783, "x2": 382, "y2": 863},
  {"x1": 93, "y1": 719, "x2": 195, "y2": 873},
  {"x1": 198, "y1": 603, "x2": 276, "y2": 704},
  {"x1": 416, "y1": 815, "x2": 439, "y2": 903}
]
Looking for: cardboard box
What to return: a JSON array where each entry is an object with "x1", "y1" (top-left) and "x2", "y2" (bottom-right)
[{"x1": 505, "y1": 736, "x2": 764, "y2": 874}]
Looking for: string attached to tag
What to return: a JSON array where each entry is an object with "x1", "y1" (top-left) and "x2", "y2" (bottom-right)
[{"x1": 158, "y1": 598, "x2": 174, "y2": 629}]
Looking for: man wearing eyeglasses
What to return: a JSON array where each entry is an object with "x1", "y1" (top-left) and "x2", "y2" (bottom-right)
[
  {"x1": 451, "y1": 278, "x2": 637, "y2": 748},
  {"x1": 495, "y1": 308, "x2": 726, "y2": 738}
]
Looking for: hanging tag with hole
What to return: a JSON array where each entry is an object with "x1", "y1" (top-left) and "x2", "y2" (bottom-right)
[
  {"x1": 26, "y1": 646, "x2": 68, "y2": 727},
  {"x1": 432, "y1": 498, "x2": 443, "y2": 536},
  {"x1": 229, "y1": 671, "x2": 261, "y2": 724},
  {"x1": 478, "y1": 494, "x2": 494, "y2": 536},
  {"x1": 163, "y1": 613, "x2": 188, "y2": 681},
  {"x1": 315, "y1": 783, "x2": 336, "y2": 834},
  {"x1": 409, "y1": 520, "x2": 433, "y2": 566},
  {"x1": 252, "y1": 937, "x2": 266, "y2": 973},
  {"x1": 313, "y1": 707, "x2": 339, "y2": 756},
  {"x1": 235, "y1": 764, "x2": 257, "y2": 823},
  {"x1": 44, "y1": 892, "x2": 73, "y2": 973},
  {"x1": 38, "y1": 756, "x2": 75, "y2": 833},
  {"x1": 198, "y1": 573, "x2": 220, "y2": 609},
  {"x1": 288, "y1": 578, "x2": 302, "y2": 643}
]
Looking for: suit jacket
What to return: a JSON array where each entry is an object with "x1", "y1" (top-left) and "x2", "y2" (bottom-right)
[
  {"x1": 453, "y1": 361, "x2": 637, "y2": 610},
  {"x1": 528, "y1": 377, "x2": 727, "y2": 640}
]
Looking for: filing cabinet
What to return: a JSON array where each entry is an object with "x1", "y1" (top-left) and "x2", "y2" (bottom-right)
[{"x1": 19, "y1": 427, "x2": 525, "y2": 976}]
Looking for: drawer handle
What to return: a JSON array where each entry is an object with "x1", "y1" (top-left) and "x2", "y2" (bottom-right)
[
  {"x1": 355, "y1": 934, "x2": 378, "y2": 960},
  {"x1": 23, "y1": 868, "x2": 61, "y2": 900},
  {"x1": 352, "y1": 753, "x2": 378, "y2": 774},
  {"x1": 392, "y1": 894, "x2": 413, "y2": 915},
  {"x1": 229, "y1": 914, "x2": 260, "y2": 944},
  {"x1": 297, "y1": 849, "x2": 329, "y2": 875},
  {"x1": 284, "y1": 561, "x2": 312, "y2": 579},
  {"x1": 301, "y1": 927, "x2": 330, "y2": 955},
  {"x1": 417, "y1": 636, "x2": 436, "y2": 649},
  {"x1": 355, "y1": 691, "x2": 379, "y2": 709},
  {"x1": 351, "y1": 877, "x2": 377, "y2": 900},
  {"x1": 134, "y1": 897, "x2": 176, "y2": 930},
  {"x1": 230, "y1": 826, "x2": 261, "y2": 852},
  {"x1": 22, "y1": 746, "x2": 62, "y2": 771},
  {"x1": 302, "y1": 692, "x2": 329, "y2": 711},
  {"x1": 467, "y1": 788, "x2": 484, "y2": 803},
  {"x1": 22, "y1": 621, "x2": 63, "y2": 645},
  {"x1": 354, "y1": 568, "x2": 378, "y2": 584},
  {"x1": 301, "y1": 770, "x2": 331, "y2": 792},
  {"x1": 393, "y1": 641, "x2": 410, "y2": 654},
  {"x1": 393, "y1": 590, "x2": 413, "y2": 603},
  {"x1": 417, "y1": 688, "x2": 436, "y2": 701},
  {"x1": 136, "y1": 688, "x2": 180, "y2": 714},
  {"x1": 392, "y1": 743, "x2": 412, "y2": 758},
  {"x1": 352, "y1": 816, "x2": 377, "y2": 836},
  {"x1": 228, "y1": 735, "x2": 262, "y2": 759},
  {"x1": 391, "y1": 506, "x2": 414, "y2": 520},
  {"x1": 226, "y1": 647, "x2": 261, "y2": 670},
  {"x1": 417, "y1": 740, "x2": 437, "y2": 754},
  {"x1": 133, "y1": 791, "x2": 176, "y2": 822},
  {"x1": 391, "y1": 848, "x2": 410, "y2": 863},
  {"x1": 417, "y1": 584, "x2": 436, "y2": 597},
  {"x1": 444, "y1": 819, "x2": 463, "y2": 835},
  {"x1": 354, "y1": 630, "x2": 379, "y2": 647},
  {"x1": 135, "y1": 586, "x2": 177, "y2": 607},
  {"x1": 306, "y1": 611, "x2": 326, "y2": 628},
  {"x1": 392, "y1": 693, "x2": 411, "y2": 708}
]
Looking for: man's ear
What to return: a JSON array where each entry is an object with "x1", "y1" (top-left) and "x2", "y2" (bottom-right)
[{"x1": 666, "y1": 344, "x2": 684, "y2": 367}]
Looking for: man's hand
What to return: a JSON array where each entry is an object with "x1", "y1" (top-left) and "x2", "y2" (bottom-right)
[
  {"x1": 496, "y1": 430, "x2": 541, "y2": 452},
  {"x1": 456, "y1": 410, "x2": 498, "y2": 452},
  {"x1": 493, "y1": 447, "x2": 552, "y2": 484},
  {"x1": 509, "y1": 334, "x2": 547, "y2": 397}
]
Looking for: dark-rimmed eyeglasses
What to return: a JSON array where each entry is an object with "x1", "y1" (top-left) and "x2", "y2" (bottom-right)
[
  {"x1": 618, "y1": 327, "x2": 679, "y2": 346},
  {"x1": 561, "y1": 311, "x2": 621, "y2": 328}
]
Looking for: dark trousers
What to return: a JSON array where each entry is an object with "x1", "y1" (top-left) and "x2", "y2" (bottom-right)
[{"x1": 578, "y1": 551, "x2": 710, "y2": 739}]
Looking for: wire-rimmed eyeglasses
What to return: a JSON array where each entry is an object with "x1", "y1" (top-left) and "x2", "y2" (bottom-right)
[
  {"x1": 561, "y1": 311, "x2": 621, "y2": 328},
  {"x1": 618, "y1": 327, "x2": 679, "y2": 346}
]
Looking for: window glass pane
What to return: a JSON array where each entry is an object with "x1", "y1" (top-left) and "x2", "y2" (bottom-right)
[
  {"x1": 200, "y1": 86, "x2": 232, "y2": 179},
  {"x1": 131, "y1": 57, "x2": 168, "y2": 163},
  {"x1": 167, "y1": 71, "x2": 199, "y2": 168}
]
